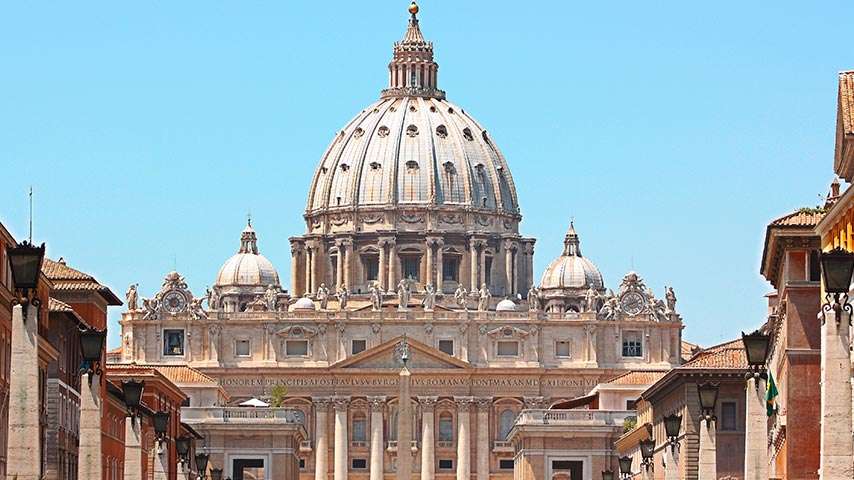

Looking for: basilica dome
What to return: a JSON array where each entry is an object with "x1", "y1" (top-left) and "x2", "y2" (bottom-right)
[
  {"x1": 540, "y1": 223, "x2": 604, "y2": 291},
  {"x1": 215, "y1": 222, "x2": 280, "y2": 289}
]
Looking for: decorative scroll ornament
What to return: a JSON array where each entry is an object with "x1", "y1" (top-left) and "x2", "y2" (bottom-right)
[{"x1": 141, "y1": 271, "x2": 198, "y2": 319}]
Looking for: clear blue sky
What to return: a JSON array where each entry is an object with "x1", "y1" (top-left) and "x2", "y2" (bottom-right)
[{"x1": 1, "y1": 1, "x2": 851, "y2": 348}]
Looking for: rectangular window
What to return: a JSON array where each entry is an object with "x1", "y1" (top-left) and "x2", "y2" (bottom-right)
[
  {"x1": 299, "y1": 458, "x2": 306, "y2": 469},
  {"x1": 403, "y1": 257, "x2": 420, "y2": 281},
  {"x1": 352, "y1": 416, "x2": 366, "y2": 442},
  {"x1": 163, "y1": 330, "x2": 185, "y2": 356},
  {"x1": 351, "y1": 459, "x2": 367, "y2": 470},
  {"x1": 626, "y1": 400, "x2": 637, "y2": 410},
  {"x1": 443, "y1": 257, "x2": 459, "y2": 282},
  {"x1": 352, "y1": 339, "x2": 367, "y2": 355},
  {"x1": 285, "y1": 340, "x2": 309, "y2": 357},
  {"x1": 438, "y1": 459, "x2": 454, "y2": 470},
  {"x1": 438, "y1": 415, "x2": 454, "y2": 442},
  {"x1": 438, "y1": 339, "x2": 454, "y2": 356},
  {"x1": 809, "y1": 250, "x2": 821, "y2": 282},
  {"x1": 364, "y1": 256, "x2": 379, "y2": 282},
  {"x1": 555, "y1": 341, "x2": 571, "y2": 358},
  {"x1": 622, "y1": 331, "x2": 643, "y2": 358},
  {"x1": 721, "y1": 401, "x2": 737, "y2": 431},
  {"x1": 499, "y1": 459, "x2": 514, "y2": 470},
  {"x1": 497, "y1": 341, "x2": 519, "y2": 357},
  {"x1": 235, "y1": 339, "x2": 251, "y2": 357}
]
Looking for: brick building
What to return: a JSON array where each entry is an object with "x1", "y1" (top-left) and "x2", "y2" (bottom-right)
[{"x1": 616, "y1": 340, "x2": 747, "y2": 479}]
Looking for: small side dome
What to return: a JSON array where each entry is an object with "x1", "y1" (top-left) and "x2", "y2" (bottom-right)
[
  {"x1": 292, "y1": 296, "x2": 316, "y2": 311},
  {"x1": 496, "y1": 298, "x2": 518, "y2": 312},
  {"x1": 215, "y1": 220, "x2": 281, "y2": 289},
  {"x1": 540, "y1": 222, "x2": 604, "y2": 291}
]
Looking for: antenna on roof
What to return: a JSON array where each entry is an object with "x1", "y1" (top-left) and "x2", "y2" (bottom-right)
[
  {"x1": 172, "y1": 253, "x2": 177, "y2": 272},
  {"x1": 28, "y1": 186, "x2": 33, "y2": 243}
]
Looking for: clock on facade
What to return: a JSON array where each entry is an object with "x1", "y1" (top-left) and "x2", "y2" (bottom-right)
[
  {"x1": 620, "y1": 291, "x2": 645, "y2": 316},
  {"x1": 162, "y1": 290, "x2": 188, "y2": 314}
]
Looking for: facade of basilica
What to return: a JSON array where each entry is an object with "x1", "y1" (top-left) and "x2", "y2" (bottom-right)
[{"x1": 114, "y1": 4, "x2": 685, "y2": 479}]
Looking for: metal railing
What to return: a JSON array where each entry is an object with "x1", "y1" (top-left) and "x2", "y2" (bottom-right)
[
  {"x1": 514, "y1": 409, "x2": 634, "y2": 426},
  {"x1": 181, "y1": 407, "x2": 305, "y2": 424}
]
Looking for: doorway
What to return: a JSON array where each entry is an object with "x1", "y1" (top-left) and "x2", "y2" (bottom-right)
[{"x1": 232, "y1": 458, "x2": 265, "y2": 480}]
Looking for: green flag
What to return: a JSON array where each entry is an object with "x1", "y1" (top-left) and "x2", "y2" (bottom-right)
[{"x1": 766, "y1": 372, "x2": 779, "y2": 417}]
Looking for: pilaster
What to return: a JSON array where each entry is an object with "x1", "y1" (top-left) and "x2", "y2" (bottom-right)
[
  {"x1": 7, "y1": 303, "x2": 41, "y2": 480},
  {"x1": 78, "y1": 372, "x2": 103, "y2": 480}
]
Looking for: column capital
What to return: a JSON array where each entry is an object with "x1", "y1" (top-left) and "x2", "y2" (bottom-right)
[
  {"x1": 454, "y1": 396, "x2": 475, "y2": 412},
  {"x1": 367, "y1": 396, "x2": 387, "y2": 412},
  {"x1": 333, "y1": 396, "x2": 351, "y2": 412},
  {"x1": 475, "y1": 397, "x2": 493, "y2": 411},
  {"x1": 312, "y1": 397, "x2": 334, "y2": 409},
  {"x1": 379, "y1": 236, "x2": 397, "y2": 247},
  {"x1": 523, "y1": 396, "x2": 547, "y2": 410},
  {"x1": 418, "y1": 396, "x2": 439, "y2": 411}
]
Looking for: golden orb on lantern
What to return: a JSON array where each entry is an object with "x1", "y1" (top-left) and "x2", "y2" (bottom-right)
[{"x1": 408, "y1": 2, "x2": 419, "y2": 15}]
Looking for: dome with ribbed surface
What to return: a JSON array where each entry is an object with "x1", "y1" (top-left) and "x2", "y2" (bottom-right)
[
  {"x1": 215, "y1": 221, "x2": 280, "y2": 288},
  {"x1": 540, "y1": 223, "x2": 604, "y2": 291},
  {"x1": 304, "y1": 4, "x2": 519, "y2": 220}
]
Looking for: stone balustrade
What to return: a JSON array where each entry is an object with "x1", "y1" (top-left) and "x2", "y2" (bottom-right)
[{"x1": 513, "y1": 409, "x2": 634, "y2": 427}]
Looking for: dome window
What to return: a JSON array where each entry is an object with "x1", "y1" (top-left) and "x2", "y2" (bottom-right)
[
  {"x1": 373, "y1": 108, "x2": 379, "y2": 113},
  {"x1": 448, "y1": 107, "x2": 455, "y2": 114},
  {"x1": 436, "y1": 125, "x2": 448, "y2": 138},
  {"x1": 406, "y1": 125, "x2": 419, "y2": 137},
  {"x1": 353, "y1": 128, "x2": 364, "y2": 138},
  {"x1": 389, "y1": 106, "x2": 397, "y2": 112},
  {"x1": 430, "y1": 106, "x2": 437, "y2": 113},
  {"x1": 378, "y1": 126, "x2": 390, "y2": 138},
  {"x1": 482, "y1": 131, "x2": 490, "y2": 143},
  {"x1": 443, "y1": 161, "x2": 456, "y2": 175},
  {"x1": 409, "y1": 104, "x2": 417, "y2": 112},
  {"x1": 405, "y1": 160, "x2": 419, "y2": 170},
  {"x1": 369, "y1": 162, "x2": 381, "y2": 170},
  {"x1": 340, "y1": 164, "x2": 350, "y2": 172},
  {"x1": 463, "y1": 128, "x2": 474, "y2": 141}
]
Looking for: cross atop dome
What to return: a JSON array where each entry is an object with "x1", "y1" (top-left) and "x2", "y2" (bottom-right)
[
  {"x1": 239, "y1": 218, "x2": 260, "y2": 255},
  {"x1": 381, "y1": 1, "x2": 445, "y2": 100}
]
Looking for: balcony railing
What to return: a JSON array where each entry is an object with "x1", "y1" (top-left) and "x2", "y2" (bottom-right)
[
  {"x1": 514, "y1": 409, "x2": 634, "y2": 427},
  {"x1": 386, "y1": 440, "x2": 419, "y2": 452},
  {"x1": 492, "y1": 440, "x2": 513, "y2": 452},
  {"x1": 436, "y1": 441, "x2": 454, "y2": 449},
  {"x1": 181, "y1": 407, "x2": 306, "y2": 425}
]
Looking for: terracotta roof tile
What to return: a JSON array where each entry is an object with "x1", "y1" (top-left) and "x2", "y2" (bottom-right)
[
  {"x1": 42, "y1": 258, "x2": 122, "y2": 305},
  {"x1": 43, "y1": 258, "x2": 96, "y2": 281},
  {"x1": 604, "y1": 370, "x2": 668, "y2": 386},
  {"x1": 48, "y1": 297, "x2": 74, "y2": 313},
  {"x1": 840, "y1": 71, "x2": 854, "y2": 137},
  {"x1": 111, "y1": 363, "x2": 219, "y2": 386},
  {"x1": 680, "y1": 338, "x2": 746, "y2": 369},
  {"x1": 769, "y1": 209, "x2": 826, "y2": 227}
]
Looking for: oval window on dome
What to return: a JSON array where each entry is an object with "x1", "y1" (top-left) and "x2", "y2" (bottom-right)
[
  {"x1": 463, "y1": 128, "x2": 474, "y2": 141},
  {"x1": 369, "y1": 162, "x2": 381, "y2": 170},
  {"x1": 430, "y1": 106, "x2": 437, "y2": 113},
  {"x1": 409, "y1": 104, "x2": 417, "y2": 112},
  {"x1": 436, "y1": 125, "x2": 448, "y2": 138},
  {"x1": 448, "y1": 107, "x2": 455, "y2": 114},
  {"x1": 405, "y1": 160, "x2": 419, "y2": 170},
  {"x1": 340, "y1": 164, "x2": 350, "y2": 172},
  {"x1": 378, "y1": 126, "x2": 390, "y2": 138},
  {"x1": 353, "y1": 128, "x2": 364, "y2": 138},
  {"x1": 406, "y1": 125, "x2": 419, "y2": 137},
  {"x1": 389, "y1": 106, "x2": 397, "y2": 112}
]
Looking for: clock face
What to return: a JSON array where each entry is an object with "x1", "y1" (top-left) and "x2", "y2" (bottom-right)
[
  {"x1": 620, "y1": 292, "x2": 645, "y2": 316},
  {"x1": 162, "y1": 290, "x2": 188, "y2": 314}
]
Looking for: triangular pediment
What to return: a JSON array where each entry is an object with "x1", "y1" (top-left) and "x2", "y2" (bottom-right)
[{"x1": 331, "y1": 336, "x2": 471, "y2": 370}]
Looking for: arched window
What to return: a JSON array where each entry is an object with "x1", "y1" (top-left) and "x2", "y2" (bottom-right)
[
  {"x1": 389, "y1": 409, "x2": 398, "y2": 441},
  {"x1": 438, "y1": 413, "x2": 454, "y2": 442},
  {"x1": 499, "y1": 409, "x2": 516, "y2": 439}
]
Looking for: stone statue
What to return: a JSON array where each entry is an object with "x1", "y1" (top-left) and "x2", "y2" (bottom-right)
[
  {"x1": 369, "y1": 282, "x2": 383, "y2": 312},
  {"x1": 584, "y1": 286, "x2": 598, "y2": 313},
  {"x1": 247, "y1": 295, "x2": 267, "y2": 312},
  {"x1": 206, "y1": 287, "x2": 220, "y2": 310},
  {"x1": 454, "y1": 284, "x2": 468, "y2": 311},
  {"x1": 665, "y1": 286, "x2": 677, "y2": 314},
  {"x1": 527, "y1": 286, "x2": 540, "y2": 312},
  {"x1": 142, "y1": 297, "x2": 159, "y2": 320},
  {"x1": 478, "y1": 283, "x2": 491, "y2": 312},
  {"x1": 126, "y1": 284, "x2": 138, "y2": 311},
  {"x1": 317, "y1": 283, "x2": 330, "y2": 310},
  {"x1": 598, "y1": 295, "x2": 619, "y2": 321},
  {"x1": 264, "y1": 285, "x2": 279, "y2": 312},
  {"x1": 189, "y1": 297, "x2": 208, "y2": 320},
  {"x1": 397, "y1": 278, "x2": 411, "y2": 311},
  {"x1": 652, "y1": 299, "x2": 668, "y2": 322},
  {"x1": 422, "y1": 284, "x2": 436, "y2": 311},
  {"x1": 337, "y1": 286, "x2": 350, "y2": 310}
]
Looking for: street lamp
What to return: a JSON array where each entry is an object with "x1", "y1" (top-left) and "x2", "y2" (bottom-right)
[
  {"x1": 663, "y1": 413, "x2": 682, "y2": 450},
  {"x1": 601, "y1": 470, "x2": 615, "y2": 480},
  {"x1": 195, "y1": 452, "x2": 210, "y2": 480},
  {"x1": 6, "y1": 241, "x2": 46, "y2": 316},
  {"x1": 741, "y1": 329, "x2": 770, "y2": 380},
  {"x1": 210, "y1": 468, "x2": 223, "y2": 480},
  {"x1": 152, "y1": 411, "x2": 170, "y2": 453},
  {"x1": 79, "y1": 327, "x2": 106, "y2": 376},
  {"x1": 618, "y1": 456, "x2": 633, "y2": 478},
  {"x1": 698, "y1": 382, "x2": 719, "y2": 422},
  {"x1": 175, "y1": 436, "x2": 192, "y2": 465},
  {"x1": 121, "y1": 379, "x2": 144, "y2": 415},
  {"x1": 820, "y1": 247, "x2": 854, "y2": 323},
  {"x1": 639, "y1": 438, "x2": 655, "y2": 470}
]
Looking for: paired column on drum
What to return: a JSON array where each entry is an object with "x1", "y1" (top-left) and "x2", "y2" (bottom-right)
[
  {"x1": 425, "y1": 237, "x2": 444, "y2": 292},
  {"x1": 334, "y1": 238, "x2": 352, "y2": 290},
  {"x1": 419, "y1": 396, "x2": 438, "y2": 480},
  {"x1": 455, "y1": 396, "x2": 474, "y2": 480},
  {"x1": 368, "y1": 397, "x2": 386, "y2": 480},
  {"x1": 378, "y1": 237, "x2": 397, "y2": 292},
  {"x1": 503, "y1": 239, "x2": 517, "y2": 297},
  {"x1": 468, "y1": 238, "x2": 487, "y2": 292}
]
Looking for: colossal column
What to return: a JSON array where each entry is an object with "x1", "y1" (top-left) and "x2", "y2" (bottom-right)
[
  {"x1": 368, "y1": 397, "x2": 386, "y2": 480},
  {"x1": 397, "y1": 366, "x2": 413, "y2": 480},
  {"x1": 419, "y1": 397, "x2": 437, "y2": 480},
  {"x1": 455, "y1": 397, "x2": 473, "y2": 480},
  {"x1": 333, "y1": 397, "x2": 351, "y2": 480},
  {"x1": 314, "y1": 397, "x2": 332, "y2": 480},
  {"x1": 476, "y1": 398, "x2": 492, "y2": 480}
]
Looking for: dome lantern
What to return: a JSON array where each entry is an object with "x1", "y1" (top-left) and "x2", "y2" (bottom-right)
[{"x1": 381, "y1": 1, "x2": 444, "y2": 100}]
